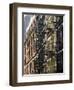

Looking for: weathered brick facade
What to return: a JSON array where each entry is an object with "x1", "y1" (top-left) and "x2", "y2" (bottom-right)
[{"x1": 24, "y1": 15, "x2": 63, "y2": 74}]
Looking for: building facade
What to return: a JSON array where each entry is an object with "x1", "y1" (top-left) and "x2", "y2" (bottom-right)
[{"x1": 24, "y1": 14, "x2": 63, "y2": 74}]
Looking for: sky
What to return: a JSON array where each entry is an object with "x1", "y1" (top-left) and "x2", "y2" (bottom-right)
[{"x1": 24, "y1": 15, "x2": 33, "y2": 33}]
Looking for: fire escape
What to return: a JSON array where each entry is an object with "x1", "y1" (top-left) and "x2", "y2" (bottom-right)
[{"x1": 34, "y1": 15, "x2": 63, "y2": 73}]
